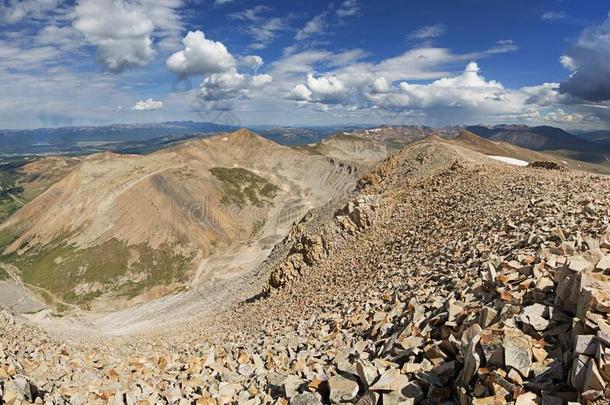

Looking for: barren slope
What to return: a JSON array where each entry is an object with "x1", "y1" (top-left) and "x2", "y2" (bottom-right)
[
  {"x1": 296, "y1": 133, "x2": 390, "y2": 167},
  {"x1": 0, "y1": 156, "x2": 79, "y2": 223},
  {"x1": 0, "y1": 129, "x2": 361, "y2": 309}
]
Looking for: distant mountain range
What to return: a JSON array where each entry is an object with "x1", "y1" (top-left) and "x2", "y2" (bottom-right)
[
  {"x1": 574, "y1": 130, "x2": 610, "y2": 146},
  {"x1": 0, "y1": 121, "x2": 374, "y2": 158},
  {"x1": 465, "y1": 125, "x2": 597, "y2": 151},
  {"x1": 2, "y1": 121, "x2": 609, "y2": 168},
  {"x1": 466, "y1": 124, "x2": 610, "y2": 165},
  {"x1": 0, "y1": 121, "x2": 240, "y2": 158}
]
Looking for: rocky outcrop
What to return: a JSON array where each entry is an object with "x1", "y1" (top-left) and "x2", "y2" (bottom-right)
[
  {"x1": 336, "y1": 195, "x2": 379, "y2": 234},
  {"x1": 528, "y1": 160, "x2": 568, "y2": 171},
  {"x1": 267, "y1": 195, "x2": 379, "y2": 290}
]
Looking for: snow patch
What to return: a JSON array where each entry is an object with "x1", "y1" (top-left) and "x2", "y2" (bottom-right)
[{"x1": 487, "y1": 155, "x2": 528, "y2": 166}]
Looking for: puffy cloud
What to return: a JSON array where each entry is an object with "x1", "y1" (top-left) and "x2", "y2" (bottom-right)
[
  {"x1": 167, "y1": 30, "x2": 235, "y2": 77},
  {"x1": 167, "y1": 30, "x2": 272, "y2": 108},
  {"x1": 290, "y1": 84, "x2": 313, "y2": 101},
  {"x1": 132, "y1": 98, "x2": 164, "y2": 110},
  {"x1": 73, "y1": 0, "x2": 184, "y2": 72},
  {"x1": 286, "y1": 59, "x2": 575, "y2": 127},
  {"x1": 560, "y1": 55, "x2": 577, "y2": 71},
  {"x1": 289, "y1": 74, "x2": 347, "y2": 104},
  {"x1": 251, "y1": 74, "x2": 273, "y2": 87},
  {"x1": 199, "y1": 70, "x2": 272, "y2": 101},
  {"x1": 408, "y1": 24, "x2": 446, "y2": 40},
  {"x1": 371, "y1": 62, "x2": 511, "y2": 111},
  {"x1": 559, "y1": 13, "x2": 610, "y2": 102},
  {"x1": 305, "y1": 74, "x2": 347, "y2": 102},
  {"x1": 74, "y1": 0, "x2": 155, "y2": 72},
  {"x1": 522, "y1": 83, "x2": 561, "y2": 106},
  {"x1": 337, "y1": 0, "x2": 359, "y2": 18},
  {"x1": 280, "y1": 43, "x2": 521, "y2": 116},
  {"x1": 239, "y1": 55, "x2": 264, "y2": 70},
  {"x1": 0, "y1": 0, "x2": 60, "y2": 24},
  {"x1": 214, "y1": 0, "x2": 235, "y2": 5},
  {"x1": 358, "y1": 63, "x2": 547, "y2": 126},
  {"x1": 371, "y1": 77, "x2": 391, "y2": 93},
  {"x1": 199, "y1": 70, "x2": 247, "y2": 101}
]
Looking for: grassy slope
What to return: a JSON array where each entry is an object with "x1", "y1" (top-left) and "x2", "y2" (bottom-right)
[
  {"x1": 210, "y1": 167, "x2": 279, "y2": 208},
  {"x1": 1, "y1": 234, "x2": 192, "y2": 308},
  {"x1": 0, "y1": 166, "x2": 279, "y2": 309},
  {"x1": 0, "y1": 160, "x2": 27, "y2": 222}
]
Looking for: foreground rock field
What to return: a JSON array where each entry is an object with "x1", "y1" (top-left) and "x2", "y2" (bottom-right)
[{"x1": 1, "y1": 138, "x2": 610, "y2": 404}]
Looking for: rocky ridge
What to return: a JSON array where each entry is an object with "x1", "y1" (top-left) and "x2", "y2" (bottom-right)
[{"x1": 1, "y1": 138, "x2": 610, "y2": 404}]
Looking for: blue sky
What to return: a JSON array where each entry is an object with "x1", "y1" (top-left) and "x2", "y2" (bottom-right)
[{"x1": 1, "y1": 0, "x2": 610, "y2": 129}]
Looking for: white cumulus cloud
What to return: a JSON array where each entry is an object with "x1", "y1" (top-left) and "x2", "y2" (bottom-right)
[
  {"x1": 73, "y1": 0, "x2": 184, "y2": 72},
  {"x1": 198, "y1": 70, "x2": 272, "y2": 102},
  {"x1": 132, "y1": 98, "x2": 164, "y2": 110},
  {"x1": 166, "y1": 31, "x2": 272, "y2": 108},
  {"x1": 238, "y1": 55, "x2": 264, "y2": 70},
  {"x1": 290, "y1": 73, "x2": 347, "y2": 104},
  {"x1": 167, "y1": 30, "x2": 236, "y2": 77}
]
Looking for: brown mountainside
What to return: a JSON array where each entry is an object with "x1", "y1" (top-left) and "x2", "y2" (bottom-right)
[{"x1": 0, "y1": 129, "x2": 364, "y2": 309}]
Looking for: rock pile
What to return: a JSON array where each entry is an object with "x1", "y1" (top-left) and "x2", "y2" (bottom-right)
[
  {"x1": 268, "y1": 194, "x2": 380, "y2": 290},
  {"x1": 527, "y1": 161, "x2": 568, "y2": 171},
  {"x1": 1, "y1": 138, "x2": 610, "y2": 404}
]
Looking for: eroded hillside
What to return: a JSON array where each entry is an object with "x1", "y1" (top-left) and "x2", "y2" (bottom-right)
[{"x1": 0, "y1": 129, "x2": 366, "y2": 309}]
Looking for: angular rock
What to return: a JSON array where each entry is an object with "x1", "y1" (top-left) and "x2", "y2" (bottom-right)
[
  {"x1": 573, "y1": 335, "x2": 597, "y2": 357},
  {"x1": 329, "y1": 374, "x2": 359, "y2": 403},
  {"x1": 480, "y1": 330, "x2": 504, "y2": 368},
  {"x1": 291, "y1": 392, "x2": 322, "y2": 405},
  {"x1": 519, "y1": 304, "x2": 550, "y2": 331},
  {"x1": 355, "y1": 391, "x2": 379, "y2": 405},
  {"x1": 370, "y1": 369, "x2": 408, "y2": 392},
  {"x1": 583, "y1": 360, "x2": 605, "y2": 391},
  {"x1": 504, "y1": 329, "x2": 532, "y2": 377}
]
